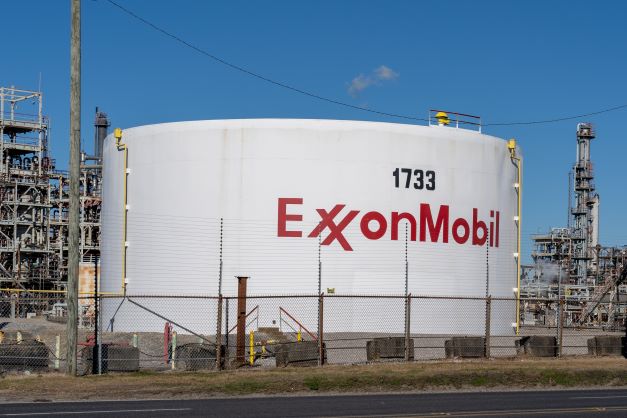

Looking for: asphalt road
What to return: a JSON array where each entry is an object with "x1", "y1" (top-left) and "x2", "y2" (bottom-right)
[{"x1": 2, "y1": 389, "x2": 627, "y2": 417}]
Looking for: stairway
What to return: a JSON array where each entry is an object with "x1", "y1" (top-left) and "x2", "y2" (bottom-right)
[{"x1": 579, "y1": 266, "x2": 627, "y2": 324}]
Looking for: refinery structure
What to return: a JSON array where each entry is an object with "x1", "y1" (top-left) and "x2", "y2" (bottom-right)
[
  {"x1": 523, "y1": 123, "x2": 627, "y2": 327},
  {"x1": 0, "y1": 87, "x2": 103, "y2": 292},
  {"x1": 1, "y1": 85, "x2": 625, "y2": 331}
]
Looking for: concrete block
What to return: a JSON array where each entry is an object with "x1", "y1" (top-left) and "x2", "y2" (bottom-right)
[
  {"x1": 445, "y1": 337, "x2": 486, "y2": 358},
  {"x1": 366, "y1": 337, "x2": 414, "y2": 361},
  {"x1": 275, "y1": 341, "x2": 325, "y2": 367},
  {"x1": 105, "y1": 345, "x2": 140, "y2": 371},
  {"x1": 83, "y1": 344, "x2": 140, "y2": 373},
  {"x1": 516, "y1": 336, "x2": 557, "y2": 357},
  {"x1": 175, "y1": 344, "x2": 224, "y2": 371},
  {"x1": 0, "y1": 341, "x2": 49, "y2": 371},
  {"x1": 587, "y1": 336, "x2": 625, "y2": 356}
]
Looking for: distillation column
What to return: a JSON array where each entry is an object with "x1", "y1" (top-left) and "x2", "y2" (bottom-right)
[{"x1": 571, "y1": 123, "x2": 597, "y2": 285}]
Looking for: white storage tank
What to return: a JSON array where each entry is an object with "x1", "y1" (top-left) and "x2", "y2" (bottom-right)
[{"x1": 100, "y1": 119, "x2": 520, "y2": 335}]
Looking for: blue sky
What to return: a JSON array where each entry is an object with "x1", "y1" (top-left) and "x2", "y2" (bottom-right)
[{"x1": 3, "y1": 0, "x2": 627, "y2": 257}]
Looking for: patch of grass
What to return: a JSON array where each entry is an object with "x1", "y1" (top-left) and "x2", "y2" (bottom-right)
[
  {"x1": 470, "y1": 375, "x2": 489, "y2": 387},
  {"x1": 222, "y1": 379, "x2": 268, "y2": 394},
  {"x1": 1, "y1": 358, "x2": 627, "y2": 401},
  {"x1": 303, "y1": 376, "x2": 322, "y2": 390}
]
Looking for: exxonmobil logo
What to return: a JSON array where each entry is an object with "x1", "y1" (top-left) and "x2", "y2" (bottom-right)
[{"x1": 277, "y1": 197, "x2": 500, "y2": 251}]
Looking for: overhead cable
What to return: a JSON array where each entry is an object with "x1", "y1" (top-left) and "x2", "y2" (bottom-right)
[
  {"x1": 105, "y1": 0, "x2": 627, "y2": 127},
  {"x1": 104, "y1": 0, "x2": 428, "y2": 123}
]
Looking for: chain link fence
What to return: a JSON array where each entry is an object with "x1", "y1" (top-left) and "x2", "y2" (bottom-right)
[{"x1": 1, "y1": 291, "x2": 625, "y2": 374}]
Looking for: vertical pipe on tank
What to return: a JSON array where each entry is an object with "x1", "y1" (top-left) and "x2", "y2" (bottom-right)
[
  {"x1": 114, "y1": 128, "x2": 128, "y2": 294},
  {"x1": 508, "y1": 139, "x2": 522, "y2": 335}
]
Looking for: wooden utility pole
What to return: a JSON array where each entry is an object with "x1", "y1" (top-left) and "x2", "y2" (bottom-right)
[{"x1": 67, "y1": 0, "x2": 81, "y2": 375}]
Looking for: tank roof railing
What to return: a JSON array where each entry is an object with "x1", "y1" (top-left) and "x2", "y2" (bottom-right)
[
  {"x1": 428, "y1": 109, "x2": 482, "y2": 133},
  {"x1": 0, "y1": 87, "x2": 45, "y2": 129}
]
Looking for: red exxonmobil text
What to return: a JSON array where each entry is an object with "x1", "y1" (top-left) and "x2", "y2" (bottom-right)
[{"x1": 277, "y1": 197, "x2": 501, "y2": 251}]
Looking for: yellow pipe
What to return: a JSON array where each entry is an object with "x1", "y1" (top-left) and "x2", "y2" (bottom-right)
[
  {"x1": 114, "y1": 128, "x2": 128, "y2": 295},
  {"x1": 249, "y1": 330, "x2": 254, "y2": 366},
  {"x1": 508, "y1": 139, "x2": 522, "y2": 335}
]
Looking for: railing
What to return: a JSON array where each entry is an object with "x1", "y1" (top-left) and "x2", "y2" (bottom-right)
[
  {"x1": 0, "y1": 87, "x2": 43, "y2": 126},
  {"x1": 428, "y1": 109, "x2": 482, "y2": 132},
  {"x1": 279, "y1": 306, "x2": 317, "y2": 341},
  {"x1": 228, "y1": 305, "x2": 259, "y2": 334}
]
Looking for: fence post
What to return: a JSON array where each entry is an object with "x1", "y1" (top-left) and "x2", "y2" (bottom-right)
[
  {"x1": 318, "y1": 293, "x2": 324, "y2": 366},
  {"x1": 171, "y1": 331, "x2": 177, "y2": 370},
  {"x1": 54, "y1": 335, "x2": 60, "y2": 370},
  {"x1": 558, "y1": 299, "x2": 564, "y2": 357},
  {"x1": 92, "y1": 255, "x2": 99, "y2": 375},
  {"x1": 216, "y1": 295, "x2": 223, "y2": 370},
  {"x1": 10, "y1": 293, "x2": 16, "y2": 319},
  {"x1": 404, "y1": 294, "x2": 411, "y2": 361},
  {"x1": 484, "y1": 296, "x2": 491, "y2": 358}
]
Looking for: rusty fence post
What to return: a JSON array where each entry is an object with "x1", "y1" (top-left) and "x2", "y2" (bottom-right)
[
  {"x1": 236, "y1": 277, "x2": 248, "y2": 365},
  {"x1": 216, "y1": 295, "x2": 223, "y2": 370},
  {"x1": 484, "y1": 295, "x2": 492, "y2": 358},
  {"x1": 318, "y1": 293, "x2": 324, "y2": 366}
]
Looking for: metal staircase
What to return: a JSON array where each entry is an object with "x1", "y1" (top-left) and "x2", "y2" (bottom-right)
[{"x1": 578, "y1": 265, "x2": 627, "y2": 324}]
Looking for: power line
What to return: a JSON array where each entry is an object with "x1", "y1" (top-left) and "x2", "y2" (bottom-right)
[
  {"x1": 483, "y1": 103, "x2": 627, "y2": 126},
  {"x1": 104, "y1": 0, "x2": 428, "y2": 124},
  {"x1": 105, "y1": 0, "x2": 627, "y2": 127}
]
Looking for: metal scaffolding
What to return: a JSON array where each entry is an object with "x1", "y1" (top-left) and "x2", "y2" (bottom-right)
[
  {"x1": 0, "y1": 87, "x2": 102, "y2": 291},
  {"x1": 0, "y1": 87, "x2": 53, "y2": 288}
]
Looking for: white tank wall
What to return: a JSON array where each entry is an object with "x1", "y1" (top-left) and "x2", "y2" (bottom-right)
[{"x1": 100, "y1": 119, "x2": 519, "y2": 335}]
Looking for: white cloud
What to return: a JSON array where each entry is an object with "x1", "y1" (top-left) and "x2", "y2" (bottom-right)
[
  {"x1": 348, "y1": 74, "x2": 374, "y2": 97},
  {"x1": 374, "y1": 65, "x2": 399, "y2": 81},
  {"x1": 347, "y1": 65, "x2": 399, "y2": 97}
]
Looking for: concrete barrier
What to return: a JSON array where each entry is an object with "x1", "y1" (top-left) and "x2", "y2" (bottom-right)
[
  {"x1": 0, "y1": 341, "x2": 49, "y2": 371},
  {"x1": 587, "y1": 336, "x2": 625, "y2": 356},
  {"x1": 275, "y1": 341, "x2": 326, "y2": 367},
  {"x1": 366, "y1": 337, "x2": 413, "y2": 361},
  {"x1": 445, "y1": 337, "x2": 486, "y2": 358},
  {"x1": 516, "y1": 336, "x2": 557, "y2": 357},
  {"x1": 81, "y1": 344, "x2": 140, "y2": 373},
  {"x1": 175, "y1": 343, "x2": 224, "y2": 370},
  {"x1": 104, "y1": 345, "x2": 140, "y2": 371}
]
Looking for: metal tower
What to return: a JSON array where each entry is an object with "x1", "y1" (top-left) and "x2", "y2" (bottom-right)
[{"x1": 571, "y1": 122, "x2": 598, "y2": 285}]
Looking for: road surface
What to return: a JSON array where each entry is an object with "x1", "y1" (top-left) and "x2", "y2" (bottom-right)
[{"x1": 2, "y1": 388, "x2": 627, "y2": 417}]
